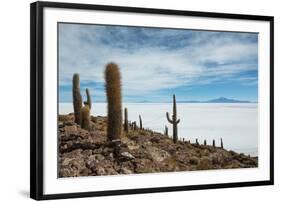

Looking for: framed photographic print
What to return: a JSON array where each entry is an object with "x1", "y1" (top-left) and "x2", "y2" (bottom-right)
[{"x1": 30, "y1": 1, "x2": 274, "y2": 200}]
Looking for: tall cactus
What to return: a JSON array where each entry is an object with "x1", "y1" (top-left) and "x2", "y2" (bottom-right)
[
  {"x1": 139, "y1": 115, "x2": 143, "y2": 130},
  {"x1": 124, "y1": 108, "x2": 129, "y2": 133},
  {"x1": 166, "y1": 94, "x2": 180, "y2": 143},
  {"x1": 204, "y1": 139, "x2": 207, "y2": 146},
  {"x1": 72, "y1": 73, "x2": 82, "y2": 124},
  {"x1": 105, "y1": 63, "x2": 122, "y2": 141}
]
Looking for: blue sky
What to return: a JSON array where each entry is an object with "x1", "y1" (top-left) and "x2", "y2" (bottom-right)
[{"x1": 58, "y1": 23, "x2": 258, "y2": 103}]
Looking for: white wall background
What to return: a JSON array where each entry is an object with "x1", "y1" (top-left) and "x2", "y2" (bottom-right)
[{"x1": 0, "y1": 0, "x2": 279, "y2": 201}]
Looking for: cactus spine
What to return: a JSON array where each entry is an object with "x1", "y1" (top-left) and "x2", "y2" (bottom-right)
[
  {"x1": 105, "y1": 63, "x2": 122, "y2": 141},
  {"x1": 166, "y1": 94, "x2": 180, "y2": 143},
  {"x1": 72, "y1": 74, "x2": 82, "y2": 125},
  {"x1": 139, "y1": 115, "x2": 143, "y2": 130},
  {"x1": 124, "y1": 108, "x2": 129, "y2": 133},
  {"x1": 220, "y1": 138, "x2": 224, "y2": 149}
]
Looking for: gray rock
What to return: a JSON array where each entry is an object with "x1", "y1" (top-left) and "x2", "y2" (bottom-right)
[
  {"x1": 120, "y1": 152, "x2": 135, "y2": 160},
  {"x1": 65, "y1": 121, "x2": 74, "y2": 126},
  {"x1": 189, "y1": 157, "x2": 199, "y2": 165},
  {"x1": 197, "y1": 157, "x2": 212, "y2": 170},
  {"x1": 93, "y1": 166, "x2": 106, "y2": 175},
  {"x1": 147, "y1": 147, "x2": 170, "y2": 162},
  {"x1": 64, "y1": 125, "x2": 77, "y2": 135},
  {"x1": 120, "y1": 167, "x2": 133, "y2": 174},
  {"x1": 58, "y1": 122, "x2": 64, "y2": 128}
]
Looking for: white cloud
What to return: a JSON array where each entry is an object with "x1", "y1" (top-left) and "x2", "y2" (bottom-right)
[{"x1": 58, "y1": 24, "x2": 258, "y2": 97}]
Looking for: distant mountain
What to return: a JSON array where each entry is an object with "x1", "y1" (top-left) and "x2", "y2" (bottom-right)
[
  {"x1": 206, "y1": 97, "x2": 251, "y2": 103},
  {"x1": 173, "y1": 97, "x2": 251, "y2": 103}
]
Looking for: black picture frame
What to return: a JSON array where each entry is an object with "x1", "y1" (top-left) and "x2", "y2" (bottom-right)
[{"x1": 30, "y1": 1, "x2": 274, "y2": 200}]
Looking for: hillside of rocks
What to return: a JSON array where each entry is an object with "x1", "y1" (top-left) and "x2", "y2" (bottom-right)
[{"x1": 58, "y1": 114, "x2": 258, "y2": 178}]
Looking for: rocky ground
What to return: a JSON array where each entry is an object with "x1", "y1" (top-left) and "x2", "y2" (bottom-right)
[{"x1": 58, "y1": 114, "x2": 258, "y2": 178}]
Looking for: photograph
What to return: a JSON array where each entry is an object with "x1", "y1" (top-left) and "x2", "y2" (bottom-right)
[
  {"x1": 58, "y1": 23, "x2": 259, "y2": 178},
  {"x1": 30, "y1": 1, "x2": 274, "y2": 199}
]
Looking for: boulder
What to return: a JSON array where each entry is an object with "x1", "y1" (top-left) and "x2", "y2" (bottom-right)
[
  {"x1": 59, "y1": 156, "x2": 86, "y2": 177},
  {"x1": 150, "y1": 136, "x2": 161, "y2": 143},
  {"x1": 120, "y1": 167, "x2": 133, "y2": 174},
  {"x1": 147, "y1": 147, "x2": 170, "y2": 162},
  {"x1": 92, "y1": 166, "x2": 106, "y2": 175},
  {"x1": 65, "y1": 125, "x2": 77, "y2": 135},
  {"x1": 120, "y1": 152, "x2": 135, "y2": 160},
  {"x1": 197, "y1": 157, "x2": 212, "y2": 170},
  {"x1": 189, "y1": 157, "x2": 199, "y2": 165}
]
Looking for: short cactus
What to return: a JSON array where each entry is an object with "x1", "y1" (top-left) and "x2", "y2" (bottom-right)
[
  {"x1": 164, "y1": 125, "x2": 168, "y2": 136},
  {"x1": 124, "y1": 108, "x2": 129, "y2": 133},
  {"x1": 132, "y1": 121, "x2": 137, "y2": 130},
  {"x1": 139, "y1": 115, "x2": 143, "y2": 130},
  {"x1": 166, "y1": 94, "x2": 180, "y2": 143},
  {"x1": 80, "y1": 88, "x2": 92, "y2": 131},
  {"x1": 213, "y1": 139, "x2": 216, "y2": 147},
  {"x1": 72, "y1": 73, "x2": 82, "y2": 124},
  {"x1": 105, "y1": 63, "x2": 122, "y2": 141},
  {"x1": 80, "y1": 104, "x2": 91, "y2": 130},
  {"x1": 220, "y1": 138, "x2": 224, "y2": 149}
]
